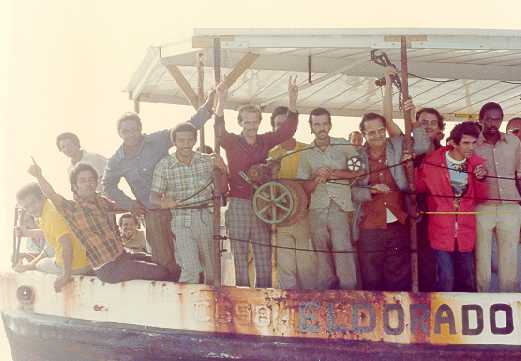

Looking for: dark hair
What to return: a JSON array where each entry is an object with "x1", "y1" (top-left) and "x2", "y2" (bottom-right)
[
  {"x1": 416, "y1": 107, "x2": 445, "y2": 131},
  {"x1": 118, "y1": 213, "x2": 140, "y2": 228},
  {"x1": 359, "y1": 112, "x2": 386, "y2": 132},
  {"x1": 448, "y1": 121, "x2": 481, "y2": 145},
  {"x1": 270, "y1": 106, "x2": 289, "y2": 128},
  {"x1": 56, "y1": 132, "x2": 80, "y2": 151},
  {"x1": 69, "y1": 163, "x2": 99, "y2": 192},
  {"x1": 308, "y1": 107, "x2": 332, "y2": 127},
  {"x1": 170, "y1": 122, "x2": 198, "y2": 143},
  {"x1": 479, "y1": 102, "x2": 504, "y2": 121},
  {"x1": 16, "y1": 182, "x2": 44, "y2": 204},
  {"x1": 117, "y1": 112, "x2": 142, "y2": 132}
]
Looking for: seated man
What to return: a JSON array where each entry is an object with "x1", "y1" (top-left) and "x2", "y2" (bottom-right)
[
  {"x1": 150, "y1": 123, "x2": 227, "y2": 284},
  {"x1": 417, "y1": 122, "x2": 487, "y2": 291},
  {"x1": 14, "y1": 183, "x2": 91, "y2": 291},
  {"x1": 118, "y1": 213, "x2": 147, "y2": 253},
  {"x1": 28, "y1": 160, "x2": 171, "y2": 284},
  {"x1": 56, "y1": 132, "x2": 107, "y2": 191}
]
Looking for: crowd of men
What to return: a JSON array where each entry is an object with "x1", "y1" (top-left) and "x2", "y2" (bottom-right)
[{"x1": 14, "y1": 69, "x2": 521, "y2": 294}]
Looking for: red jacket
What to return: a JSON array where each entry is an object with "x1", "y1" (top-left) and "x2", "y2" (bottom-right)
[{"x1": 416, "y1": 147, "x2": 488, "y2": 252}]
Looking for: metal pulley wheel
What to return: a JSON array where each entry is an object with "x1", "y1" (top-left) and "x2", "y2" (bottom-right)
[
  {"x1": 346, "y1": 156, "x2": 362, "y2": 172},
  {"x1": 252, "y1": 180, "x2": 308, "y2": 226},
  {"x1": 252, "y1": 181, "x2": 294, "y2": 225}
]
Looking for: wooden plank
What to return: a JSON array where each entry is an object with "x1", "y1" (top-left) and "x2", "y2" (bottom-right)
[
  {"x1": 223, "y1": 53, "x2": 259, "y2": 89},
  {"x1": 165, "y1": 64, "x2": 199, "y2": 109}
]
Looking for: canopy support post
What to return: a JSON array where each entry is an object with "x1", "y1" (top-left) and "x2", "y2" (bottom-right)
[
  {"x1": 401, "y1": 36, "x2": 419, "y2": 292},
  {"x1": 212, "y1": 37, "x2": 222, "y2": 288},
  {"x1": 165, "y1": 64, "x2": 200, "y2": 109},
  {"x1": 197, "y1": 52, "x2": 206, "y2": 151}
]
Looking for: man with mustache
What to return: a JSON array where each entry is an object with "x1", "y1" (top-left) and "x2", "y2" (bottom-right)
[
  {"x1": 214, "y1": 77, "x2": 299, "y2": 288},
  {"x1": 474, "y1": 102, "x2": 521, "y2": 292},
  {"x1": 297, "y1": 108, "x2": 365, "y2": 290},
  {"x1": 149, "y1": 122, "x2": 227, "y2": 284}
]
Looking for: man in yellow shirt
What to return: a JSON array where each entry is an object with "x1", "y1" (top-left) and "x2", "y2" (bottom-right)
[
  {"x1": 15, "y1": 183, "x2": 91, "y2": 292},
  {"x1": 269, "y1": 106, "x2": 317, "y2": 289}
]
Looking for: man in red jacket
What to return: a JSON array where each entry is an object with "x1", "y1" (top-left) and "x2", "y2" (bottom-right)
[{"x1": 417, "y1": 122, "x2": 488, "y2": 291}]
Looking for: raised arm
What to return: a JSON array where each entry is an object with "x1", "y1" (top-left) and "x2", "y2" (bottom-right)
[
  {"x1": 382, "y1": 67, "x2": 403, "y2": 138},
  {"x1": 264, "y1": 76, "x2": 299, "y2": 148},
  {"x1": 187, "y1": 90, "x2": 215, "y2": 130},
  {"x1": 28, "y1": 158, "x2": 61, "y2": 206}
]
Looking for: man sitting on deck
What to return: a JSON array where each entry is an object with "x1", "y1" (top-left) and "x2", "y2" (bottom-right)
[
  {"x1": 416, "y1": 122, "x2": 487, "y2": 291},
  {"x1": 296, "y1": 108, "x2": 364, "y2": 290},
  {"x1": 351, "y1": 94, "x2": 430, "y2": 291},
  {"x1": 28, "y1": 161, "x2": 171, "y2": 284},
  {"x1": 102, "y1": 91, "x2": 215, "y2": 277},
  {"x1": 150, "y1": 122, "x2": 227, "y2": 284},
  {"x1": 214, "y1": 77, "x2": 299, "y2": 288},
  {"x1": 14, "y1": 182, "x2": 92, "y2": 292}
]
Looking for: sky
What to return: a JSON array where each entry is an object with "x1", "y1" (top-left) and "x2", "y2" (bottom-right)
[{"x1": 1, "y1": 0, "x2": 521, "y2": 358}]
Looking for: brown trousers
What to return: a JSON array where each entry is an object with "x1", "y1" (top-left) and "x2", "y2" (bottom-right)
[{"x1": 144, "y1": 209, "x2": 181, "y2": 279}]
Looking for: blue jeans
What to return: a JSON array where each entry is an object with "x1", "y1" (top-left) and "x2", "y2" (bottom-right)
[{"x1": 434, "y1": 250, "x2": 475, "y2": 292}]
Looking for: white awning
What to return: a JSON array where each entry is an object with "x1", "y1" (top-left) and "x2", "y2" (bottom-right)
[{"x1": 126, "y1": 28, "x2": 521, "y2": 121}]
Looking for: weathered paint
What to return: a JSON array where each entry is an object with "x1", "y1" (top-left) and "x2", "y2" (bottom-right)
[{"x1": 1, "y1": 271, "x2": 521, "y2": 346}]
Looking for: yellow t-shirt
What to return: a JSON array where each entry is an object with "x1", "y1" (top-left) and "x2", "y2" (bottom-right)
[
  {"x1": 269, "y1": 141, "x2": 309, "y2": 179},
  {"x1": 38, "y1": 200, "x2": 89, "y2": 271}
]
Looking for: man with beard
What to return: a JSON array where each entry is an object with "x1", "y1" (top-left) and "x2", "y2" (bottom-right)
[{"x1": 475, "y1": 102, "x2": 521, "y2": 292}]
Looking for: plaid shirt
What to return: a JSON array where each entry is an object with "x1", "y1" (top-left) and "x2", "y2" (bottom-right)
[
  {"x1": 51, "y1": 193, "x2": 124, "y2": 269},
  {"x1": 151, "y1": 152, "x2": 214, "y2": 227}
]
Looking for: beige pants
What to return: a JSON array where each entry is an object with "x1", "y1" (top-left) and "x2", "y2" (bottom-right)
[
  {"x1": 275, "y1": 213, "x2": 318, "y2": 289},
  {"x1": 476, "y1": 203, "x2": 521, "y2": 292}
]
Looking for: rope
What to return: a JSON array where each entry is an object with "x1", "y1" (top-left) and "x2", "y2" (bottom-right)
[{"x1": 215, "y1": 235, "x2": 416, "y2": 254}]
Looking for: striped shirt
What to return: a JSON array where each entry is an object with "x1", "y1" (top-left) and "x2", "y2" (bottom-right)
[{"x1": 52, "y1": 193, "x2": 124, "y2": 269}]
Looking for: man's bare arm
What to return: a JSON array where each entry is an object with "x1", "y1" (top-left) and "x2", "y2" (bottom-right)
[
  {"x1": 28, "y1": 158, "x2": 61, "y2": 205},
  {"x1": 54, "y1": 234, "x2": 74, "y2": 292}
]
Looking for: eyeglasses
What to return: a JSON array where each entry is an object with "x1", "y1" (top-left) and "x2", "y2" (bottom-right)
[{"x1": 508, "y1": 128, "x2": 520, "y2": 135}]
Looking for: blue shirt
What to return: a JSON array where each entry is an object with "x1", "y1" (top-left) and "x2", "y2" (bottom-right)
[{"x1": 102, "y1": 107, "x2": 212, "y2": 209}]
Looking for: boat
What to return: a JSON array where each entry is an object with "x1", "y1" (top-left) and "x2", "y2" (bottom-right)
[{"x1": 2, "y1": 28, "x2": 521, "y2": 361}]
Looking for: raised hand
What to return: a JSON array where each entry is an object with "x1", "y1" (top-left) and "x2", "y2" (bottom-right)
[
  {"x1": 203, "y1": 88, "x2": 216, "y2": 113},
  {"x1": 28, "y1": 157, "x2": 42, "y2": 178},
  {"x1": 288, "y1": 75, "x2": 298, "y2": 112}
]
